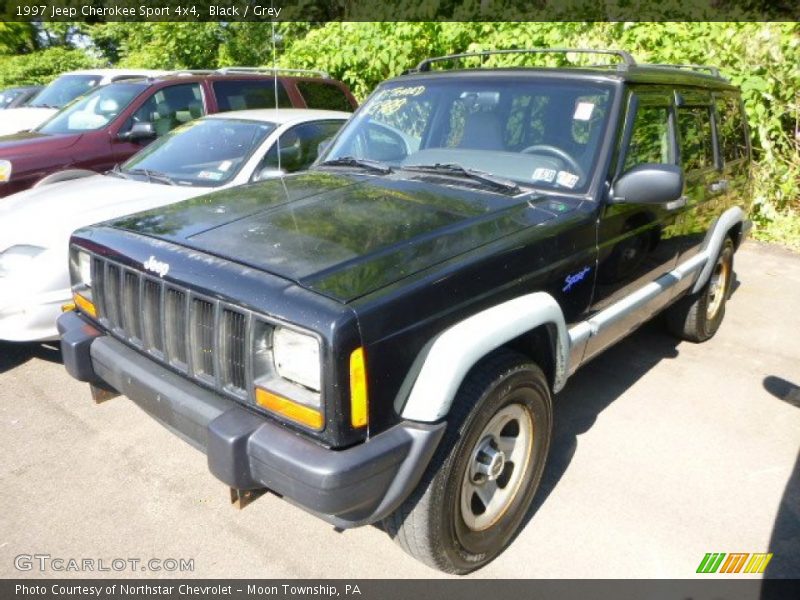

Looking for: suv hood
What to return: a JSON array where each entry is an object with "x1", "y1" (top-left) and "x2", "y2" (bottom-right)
[
  {"x1": 0, "y1": 130, "x2": 82, "y2": 155},
  {"x1": 0, "y1": 107, "x2": 57, "y2": 136},
  {"x1": 107, "y1": 171, "x2": 560, "y2": 302}
]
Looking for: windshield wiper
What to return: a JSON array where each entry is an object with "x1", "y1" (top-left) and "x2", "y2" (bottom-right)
[
  {"x1": 318, "y1": 156, "x2": 393, "y2": 174},
  {"x1": 107, "y1": 164, "x2": 131, "y2": 180},
  {"x1": 402, "y1": 163, "x2": 520, "y2": 194},
  {"x1": 127, "y1": 168, "x2": 176, "y2": 186}
]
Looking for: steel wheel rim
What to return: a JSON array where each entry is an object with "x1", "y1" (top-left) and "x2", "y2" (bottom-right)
[
  {"x1": 460, "y1": 403, "x2": 534, "y2": 532},
  {"x1": 706, "y1": 253, "x2": 730, "y2": 320}
]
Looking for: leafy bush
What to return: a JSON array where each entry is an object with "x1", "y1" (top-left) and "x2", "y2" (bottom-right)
[
  {"x1": 0, "y1": 46, "x2": 101, "y2": 88},
  {"x1": 279, "y1": 22, "x2": 799, "y2": 247}
]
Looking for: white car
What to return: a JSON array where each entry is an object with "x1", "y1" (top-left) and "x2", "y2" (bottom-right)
[
  {"x1": 0, "y1": 108, "x2": 349, "y2": 341},
  {"x1": 0, "y1": 69, "x2": 166, "y2": 136}
]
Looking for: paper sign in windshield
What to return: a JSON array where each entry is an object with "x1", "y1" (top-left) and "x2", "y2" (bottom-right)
[
  {"x1": 532, "y1": 167, "x2": 557, "y2": 182},
  {"x1": 556, "y1": 171, "x2": 580, "y2": 188},
  {"x1": 573, "y1": 102, "x2": 595, "y2": 121}
]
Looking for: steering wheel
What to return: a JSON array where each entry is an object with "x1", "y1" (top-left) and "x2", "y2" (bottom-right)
[{"x1": 521, "y1": 144, "x2": 585, "y2": 181}]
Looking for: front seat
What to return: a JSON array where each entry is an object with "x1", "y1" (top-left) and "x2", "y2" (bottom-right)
[
  {"x1": 459, "y1": 110, "x2": 505, "y2": 151},
  {"x1": 153, "y1": 101, "x2": 175, "y2": 137}
]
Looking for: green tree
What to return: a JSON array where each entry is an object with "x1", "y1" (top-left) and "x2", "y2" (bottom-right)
[{"x1": 0, "y1": 46, "x2": 100, "y2": 87}]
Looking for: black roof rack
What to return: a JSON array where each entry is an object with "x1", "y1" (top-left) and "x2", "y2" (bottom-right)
[
  {"x1": 413, "y1": 48, "x2": 637, "y2": 72},
  {"x1": 645, "y1": 63, "x2": 724, "y2": 78}
]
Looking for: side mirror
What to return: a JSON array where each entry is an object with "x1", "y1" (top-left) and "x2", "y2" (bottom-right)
[
  {"x1": 611, "y1": 164, "x2": 684, "y2": 205},
  {"x1": 253, "y1": 167, "x2": 286, "y2": 182},
  {"x1": 118, "y1": 121, "x2": 156, "y2": 142}
]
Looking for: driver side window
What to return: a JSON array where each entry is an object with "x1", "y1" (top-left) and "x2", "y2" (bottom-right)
[
  {"x1": 257, "y1": 120, "x2": 344, "y2": 175},
  {"x1": 126, "y1": 83, "x2": 204, "y2": 139},
  {"x1": 624, "y1": 101, "x2": 674, "y2": 172}
]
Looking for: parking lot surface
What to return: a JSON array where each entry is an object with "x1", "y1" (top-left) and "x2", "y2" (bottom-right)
[{"x1": 1, "y1": 241, "x2": 798, "y2": 578}]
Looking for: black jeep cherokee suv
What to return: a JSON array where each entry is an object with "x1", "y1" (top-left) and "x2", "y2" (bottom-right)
[{"x1": 58, "y1": 49, "x2": 752, "y2": 573}]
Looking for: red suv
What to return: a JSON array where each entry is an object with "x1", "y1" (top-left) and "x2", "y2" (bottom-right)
[{"x1": 0, "y1": 68, "x2": 357, "y2": 197}]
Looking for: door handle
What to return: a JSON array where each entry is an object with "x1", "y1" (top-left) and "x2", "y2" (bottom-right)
[
  {"x1": 665, "y1": 196, "x2": 688, "y2": 211},
  {"x1": 709, "y1": 179, "x2": 729, "y2": 193}
]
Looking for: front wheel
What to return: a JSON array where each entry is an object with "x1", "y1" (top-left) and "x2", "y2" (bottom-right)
[{"x1": 383, "y1": 350, "x2": 552, "y2": 574}]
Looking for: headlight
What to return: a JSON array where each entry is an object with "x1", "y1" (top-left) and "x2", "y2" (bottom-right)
[
  {"x1": 69, "y1": 249, "x2": 92, "y2": 288},
  {"x1": 0, "y1": 160, "x2": 11, "y2": 183},
  {"x1": 272, "y1": 326, "x2": 321, "y2": 391},
  {"x1": 252, "y1": 323, "x2": 324, "y2": 431},
  {"x1": 0, "y1": 244, "x2": 45, "y2": 277},
  {"x1": 68, "y1": 248, "x2": 96, "y2": 317}
]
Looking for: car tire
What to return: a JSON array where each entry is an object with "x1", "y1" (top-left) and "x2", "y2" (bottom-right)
[
  {"x1": 383, "y1": 349, "x2": 552, "y2": 574},
  {"x1": 666, "y1": 237, "x2": 735, "y2": 343}
]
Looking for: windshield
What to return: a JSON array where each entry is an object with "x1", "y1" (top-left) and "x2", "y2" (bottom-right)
[
  {"x1": 323, "y1": 77, "x2": 614, "y2": 192},
  {"x1": 0, "y1": 89, "x2": 23, "y2": 109},
  {"x1": 28, "y1": 74, "x2": 102, "y2": 109},
  {"x1": 121, "y1": 118, "x2": 275, "y2": 187},
  {"x1": 37, "y1": 82, "x2": 146, "y2": 135}
]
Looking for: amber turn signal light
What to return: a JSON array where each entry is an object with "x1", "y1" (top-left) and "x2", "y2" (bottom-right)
[
  {"x1": 350, "y1": 347, "x2": 368, "y2": 428},
  {"x1": 73, "y1": 293, "x2": 96, "y2": 318},
  {"x1": 255, "y1": 387, "x2": 324, "y2": 430}
]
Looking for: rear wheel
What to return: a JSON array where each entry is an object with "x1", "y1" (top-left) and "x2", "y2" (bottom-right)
[
  {"x1": 666, "y1": 237, "x2": 735, "y2": 342},
  {"x1": 383, "y1": 350, "x2": 552, "y2": 574}
]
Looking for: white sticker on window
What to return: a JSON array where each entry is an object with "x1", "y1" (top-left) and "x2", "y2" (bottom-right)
[
  {"x1": 218, "y1": 160, "x2": 232, "y2": 172},
  {"x1": 197, "y1": 170, "x2": 224, "y2": 181},
  {"x1": 532, "y1": 167, "x2": 557, "y2": 182},
  {"x1": 556, "y1": 171, "x2": 580, "y2": 188},
  {"x1": 573, "y1": 102, "x2": 595, "y2": 121}
]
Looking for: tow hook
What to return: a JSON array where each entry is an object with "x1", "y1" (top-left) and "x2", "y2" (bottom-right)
[
  {"x1": 229, "y1": 487, "x2": 267, "y2": 509},
  {"x1": 89, "y1": 382, "x2": 120, "y2": 404}
]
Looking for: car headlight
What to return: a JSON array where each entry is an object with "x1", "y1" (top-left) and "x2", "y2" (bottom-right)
[
  {"x1": 272, "y1": 326, "x2": 321, "y2": 391},
  {"x1": 252, "y1": 323, "x2": 324, "y2": 430},
  {"x1": 68, "y1": 248, "x2": 96, "y2": 317},
  {"x1": 0, "y1": 160, "x2": 11, "y2": 183},
  {"x1": 0, "y1": 244, "x2": 45, "y2": 277}
]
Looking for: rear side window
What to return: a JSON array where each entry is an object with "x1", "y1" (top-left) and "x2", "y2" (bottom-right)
[
  {"x1": 715, "y1": 95, "x2": 748, "y2": 163},
  {"x1": 624, "y1": 104, "x2": 673, "y2": 171},
  {"x1": 213, "y1": 80, "x2": 292, "y2": 111},
  {"x1": 677, "y1": 106, "x2": 714, "y2": 171},
  {"x1": 296, "y1": 81, "x2": 353, "y2": 112}
]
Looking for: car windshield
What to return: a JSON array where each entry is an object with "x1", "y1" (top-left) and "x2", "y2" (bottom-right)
[
  {"x1": 121, "y1": 118, "x2": 276, "y2": 187},
  {"x1": 28, "y1": 74, "x2": 102, "y2": 109},
  {"x1": 37, "y1": 82, "x2": 146, "y2": 135},
  {"x1": 0, "y1": 89, "x2": 22, "y2": 108},
  {"x1": 322, "y1": 77, "x2": 614, "y2": 192}
]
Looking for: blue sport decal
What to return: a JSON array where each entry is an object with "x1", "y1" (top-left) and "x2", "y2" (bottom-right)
[{"x1": 562, "y1": 266, "x2": 591, "y2": 292}]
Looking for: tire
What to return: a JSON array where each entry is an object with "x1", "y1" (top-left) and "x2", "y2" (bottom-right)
[
  {"x1": 666, "y1": 237, "x2": 735, "y2": 343},
  {"x1": 383, "y1": 349, "x2": 552, "y2": 574}
]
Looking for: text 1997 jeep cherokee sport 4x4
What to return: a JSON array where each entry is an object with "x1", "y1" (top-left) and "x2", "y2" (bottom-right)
[{"x1": 58, "y1": 49, "x2": 752, "y2": 573}]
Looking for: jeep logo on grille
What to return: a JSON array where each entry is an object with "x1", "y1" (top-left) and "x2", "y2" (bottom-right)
[{"x1": 143, "y1": 256, "x2": 170, "y2": 278}]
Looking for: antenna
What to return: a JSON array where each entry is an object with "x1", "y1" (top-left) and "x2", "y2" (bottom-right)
[{"x1": 271, "y1": 6, "x2": 281, "y2": 175}]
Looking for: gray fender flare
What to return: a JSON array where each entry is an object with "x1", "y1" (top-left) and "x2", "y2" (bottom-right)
[
  {"x1": 691, "y1": 206, "x2": 745, "y2": 294},
  {"x1": 398, "y1": 292, "x2": 569, "y2": 423},
  {"x1": 34, "y1": 169, "x2": 98, "y2": 188}
]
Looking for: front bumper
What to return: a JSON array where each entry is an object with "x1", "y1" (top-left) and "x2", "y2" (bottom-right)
[{"x1": 57, "y1": 311, "x2": 445, "y2": 528}]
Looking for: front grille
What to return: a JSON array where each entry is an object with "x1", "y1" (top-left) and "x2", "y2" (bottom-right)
[
  {"x1": 190, "y1": 298, "x2": 215, "y2": 380},
  {"x1": 142, "y1": 279, "x2": 163, "y2": 352},
  {"x1": 90, "y1": 256, "x2": 251, "y2": 398},
  {"x1": 221, "y1": 309, "x2": 247, "y2": 390},
  {"x1": 164, "y1": 288, "x2": 188, "y2": 367}
]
